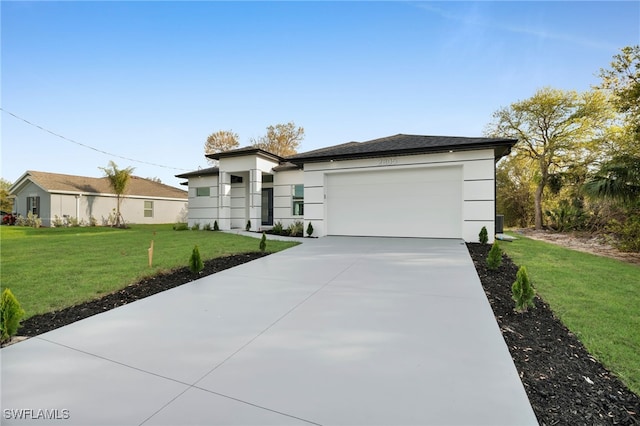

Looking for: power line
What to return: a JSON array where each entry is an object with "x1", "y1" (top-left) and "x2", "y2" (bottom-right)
[{"x1": 1, "y1": 108, "x2": 190, "y2": 171}]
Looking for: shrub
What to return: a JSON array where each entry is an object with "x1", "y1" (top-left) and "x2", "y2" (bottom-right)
[
  {"x1": 173, "y1": 223, "x2": 189, "y2": 231},
  {"x1": 191, "y1": 223, "x2": 201, "y2": 231},
  {"x1": 289, "y1": 220, "x2": 304, "y2": 237},
  {"x1": 272, "y1": 221, "x2": 283, "y2": 235},
  {"x1": 52, "y1": 215, "x2": 64, "y2": 227},
  {"x1": 2, "y1": 214, "x2": 16, "y2": 226},
  {"x1": 608, "y1": 215, "x2": 640, "y2": 253},
  {"x1": 479, "y1": 226, "x2": 488, "y2": 244},
  {"x1": 512, "y1": 266, "x2": 535, "y2": 312},
  {"x1": 213, "y1": 220, "x2": 219, "y2": 231},
  {"x1": 486, "y1": 242, "x2": 503, "y2": 270},
  {"x1": 20, "y1": 212, "x2": 42, "y2": 228},
  {"x1": 89, "y1": 216, "x2": 98, "y2": 227},
  {"x1": 1, "y1": 288, "x2": 25, "y2": 344},
  {"x1": 259, "y1": 232, "x2": 267, "y2": 252},
  {"x1": 203, "y1": 223, "x2": 212, "y2": 231},
  {"x1": 246, "y1": 220, "x2": 252, "y2": 232},
  {"x1": 189, "y1": 245, "x2": 204, "y2": 275},
  {"x1": 306, "y1": 222, "x2": 314, "y2": 237}
]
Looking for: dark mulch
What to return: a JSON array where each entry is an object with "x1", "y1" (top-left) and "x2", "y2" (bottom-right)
[
  {"x1": 12, "y1": 245, "x2": 640, "y2": 425},
  {"x1": 17, "y1": 252, "x2": 268, "y2": 338},
  {"x1": 467, "y1": 243, "x2": 640, "y2": 426}
]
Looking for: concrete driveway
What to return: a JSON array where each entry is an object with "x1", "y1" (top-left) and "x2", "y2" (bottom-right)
[{"x1": 1, "y1": 237, "x2": 537, "y2": 425}]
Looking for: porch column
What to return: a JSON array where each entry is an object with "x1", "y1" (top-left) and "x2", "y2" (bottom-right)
[
  {"x1": 218, "y1": 172, "x2": 231, "y2": 230},
  {"x1": 248, "y1": 169, "x2": 262, "y2": 231}
]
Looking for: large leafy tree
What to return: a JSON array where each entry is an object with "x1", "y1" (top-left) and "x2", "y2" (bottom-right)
[
  {"x1": 251, "y1": 122, "x2": 304, "y2": 157},
  {"x1": 204, "y1": 130, "x2": 240, "y2": 165},
  {"x1": 598, "y1": 45, "x2": 640, "y2": 147},
  {"x1": 0, "y1": 178, "x2": 13, "y2": 213},
  {"x1": 486, "y1": 87, "x2": 611, "y2": 229},
  {"x1": 99, "y1": 161, "x2": 135, "y2": 227}
]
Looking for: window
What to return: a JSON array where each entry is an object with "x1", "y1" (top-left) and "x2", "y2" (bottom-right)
[
  {"x1": 27, "y1": 196, "x2": 40, "y2": 216},
  {"x1": 292, "y1": 184, "x2": 304, "y2": 216},
  {"x1": 144, "y1": 201, "x2": 154, "y2": 218},
  {"x1": 196, "y1": 187, "x2": 210, "y2": 197}
]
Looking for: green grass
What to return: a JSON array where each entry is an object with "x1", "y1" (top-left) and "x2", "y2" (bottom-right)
[
  {"x1": 502, "y1": 233, "x2": 640, "y2": 395},
  {"x1": 0, "y1": 224, "x2": 297, "y2": 319}
]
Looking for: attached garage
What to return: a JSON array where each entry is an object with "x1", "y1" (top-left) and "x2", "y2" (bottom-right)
[{"x1": 326, "y1": 166, "x2": 463, "y2": 238}]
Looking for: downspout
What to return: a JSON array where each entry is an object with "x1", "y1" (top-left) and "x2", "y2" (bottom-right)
[{"x1": 76, "y1": 194, "x2": 81, "y2": 221}]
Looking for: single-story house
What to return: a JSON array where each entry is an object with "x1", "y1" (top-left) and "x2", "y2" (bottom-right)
[
  {"x1": 176, "y1": 134, "x2": 517, "y2": 242},
  {"x1": 9, "y1": 171, "x2": 188, "y2": 227}
]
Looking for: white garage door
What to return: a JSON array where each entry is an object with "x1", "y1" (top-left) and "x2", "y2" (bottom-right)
[{"x1": 326, "y1": 166, "x2": 462, "y2": 238}]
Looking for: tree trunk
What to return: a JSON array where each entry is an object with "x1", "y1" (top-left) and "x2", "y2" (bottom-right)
[{"x1": 534, "y1": 183, "x2": 544, "y2": 230}]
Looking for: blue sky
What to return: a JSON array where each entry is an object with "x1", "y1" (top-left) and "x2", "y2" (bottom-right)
[{"x1": 2, "y1": 1, "x2": 638, "y2": 188}]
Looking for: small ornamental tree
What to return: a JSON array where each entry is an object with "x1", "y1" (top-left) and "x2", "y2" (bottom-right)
[
  {"x1": 512, "y1": 266, "x2": 535, "y2": 312},
  {"x1": 306, "y1": 222, "x2": 314, "y2": 237},
  {"x1": 213, "y1": 220, "x2": 219, "y2": 231},
  {"x1": 189, "y1": 245, "x2": 204, "y2": 275},
  {"x1": 486, "y1": 242, "x2": 503, "y2": 270},
  {"x1": 259, "y1": 232, "x2": 267, "y2": 252},
  {"x1": 1, "y1": 288, "x2": 25, "y2": 344},
  {"x1": 246, "y1": 220, "x2": 251, "y2": 232},
  {"x1": 479, "y1": 226, "x2": 488, "y2": 244}
]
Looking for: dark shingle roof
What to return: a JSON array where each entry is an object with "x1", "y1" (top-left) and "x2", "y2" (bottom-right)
[
  {"x1": 175, "y1": 166, "x2": 220, "y2": 179},
  {"x1": 287, "y1": 134, "x2": 517, "y2": 163},
  {"x1": 17, "y1": 171, "x2": 187, "y2": 199}
]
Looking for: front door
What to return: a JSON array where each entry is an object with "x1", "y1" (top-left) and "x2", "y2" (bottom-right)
[{"x1": 261, "y1": 188, "x2": 273, "y2": 226}]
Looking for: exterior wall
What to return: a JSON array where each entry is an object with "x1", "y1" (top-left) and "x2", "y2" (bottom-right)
[
  {"x1": 13, "y1": 182, "x2": 51, "y2": 226},
  {"x1": 230, "y1": 180, "x2": 247, "y2": 229},
  {"x1": 118, "y1": 197, "x2": 188, "y2": 224},
  {"x1": 186, "y1": 175, "x2": 219, "y2": 228},
  {"x1": 272, "y1": 170, "x2": 304, "y2": 228},
  {"x1": 302, "y1": 149, "x2": 497, "y2": 242}
]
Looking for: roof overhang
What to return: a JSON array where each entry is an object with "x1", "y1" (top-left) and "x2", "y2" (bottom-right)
[{"x1": 206, "y1": 148, "x2": 284, "y2": 163}]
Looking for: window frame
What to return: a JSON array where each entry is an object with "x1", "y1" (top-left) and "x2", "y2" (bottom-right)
[
  {"x1": 144, "y1": 200, "x2": 154, "y2": 218},
  {"x1": 196, "y1": 187, "x2": 210, "y2": 197},
  {"x1": 292, "y1": 184, "x2": 304, "y2": 216}
]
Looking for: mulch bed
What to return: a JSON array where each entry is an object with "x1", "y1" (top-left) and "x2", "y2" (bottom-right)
[
  {"x1": 467, "y1": 243, "x2": 640, "y2": 425},
  {"x1": 11, "y1": 246, "x2": 640, "y2": 424}
]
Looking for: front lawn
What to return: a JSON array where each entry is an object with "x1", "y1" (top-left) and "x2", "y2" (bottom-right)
[
  {"x1": 0, "y1": 225, "x2": 297, "y2": 318},
  {"x1": 501, "y1": 233, "x2": 640, "y2": 396}
]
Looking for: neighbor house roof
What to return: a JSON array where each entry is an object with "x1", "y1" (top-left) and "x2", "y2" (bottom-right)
[
  {"x1": 288, "y1": 134, "x2": 517, "y2": 163},
  {"x1": 10, "y1": 171, "x2": 187, "y2": 199}
]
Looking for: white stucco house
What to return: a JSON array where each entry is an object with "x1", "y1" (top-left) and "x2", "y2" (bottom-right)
[
  {"x1": 176, "y1": 134, "x2": 517, "y2": 242},
  {"x1": 9, "y1": 171, "x2": 188, "y2": 227}
]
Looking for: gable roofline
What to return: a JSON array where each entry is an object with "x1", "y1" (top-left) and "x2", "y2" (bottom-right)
[
  {"x1": 9, "y1": 171, "x2": 187, "y2": 199},
  {"x1": 206, "y1": 147, "x2": 284, "y2": 163},
  {"x1": 287, "y1": 134, "x2": 517, "y2": 164}
]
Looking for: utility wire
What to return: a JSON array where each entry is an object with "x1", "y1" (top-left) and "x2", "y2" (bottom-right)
[{"x1": 1, "y1": 108, "x2": 190, "y2": 171}]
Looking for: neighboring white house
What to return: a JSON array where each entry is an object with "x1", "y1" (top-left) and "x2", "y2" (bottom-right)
[
  {"x1": 9, "y1": 171, "x2": 188, "y2": 227},
  {"x1": 176, "y1": 134, "x2": 517, "y2": 242}
]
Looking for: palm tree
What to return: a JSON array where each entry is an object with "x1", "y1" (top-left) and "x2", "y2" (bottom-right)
[
  {"x1": 99, "y1": 161, "x2": 135, "y2": 227},
  {"x1": 583, "y1": 155, "x2": 640, "y2": 204}
]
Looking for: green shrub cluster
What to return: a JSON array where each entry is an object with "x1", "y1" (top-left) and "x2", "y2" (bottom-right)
[
  {"x1": 1, "y1": 288, "x2": 25, "y2": 344},
  {"x1": 512, "y1": 266, "x2": 535, "y2": 312},
  {"x1": 608, "y1": 215, "x2": 640, "y2": 252},
  {"x1": 191, "y1": 223, "x2": 201, "y2": 231},
  {"x1": 288, "y1": 221, "x2": 304, "y2": 237},
  {"x1": 173, "y1": 223, "x2": 189, "y2": 231},
  {"x1": 272, "y1": 222, "x2": 284, "y2": 234},
  {"x1": 203, "y1": 223, "x2": 212, "y2": 231},
  {"x1": 16, "y1": 212, "x2": 42, "y2": 228},
  {"x1": 306, "y1": 222, "x2": 314, "y2": 237},
  {"x1": 486, "y1": 242, "x2": 503, "y2": 270},
  {"x1": 189, "y1": 245, "x2": 204, "y2": 275},
  {"x1": 479, "y1": 226, "x2": 488, "y2": 244}
]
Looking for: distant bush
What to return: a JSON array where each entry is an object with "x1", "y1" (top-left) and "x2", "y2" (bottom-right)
[
  {"x1": 203, "y1": 223, "x2": 212, "y2": 231},
  {"x1": 52, "y1": 215, "x2": 64, "y2": 227},
  {"x1": 1, "y1": 288, "x2": 25, "y2": 344},
  {"x1": 479, "y1": 226, "x2": 488, "y2": 244},
  {"x1": 17, "y1": 212, "x2": 42, "y2": 228},
  {"x1": 89, "y1": 216, "x2": 98, "y2": 227},
  {"x1": 486, "y1": 242, "x2": 503, "y2": 270},
  {"x1": 306, "y1": 222, "x2": 314, "y2": 237},
  {"x1": 512, "y1": 266, "x2": 535, "y2": 312},
  {"x1": 608, "y1": 215, "x2": 640, "y2": 252},
  {"x1": 259, "y1": 232, "x2": 267, "y2": 252},
  {"x1": 173, "y1": 223, "x2": 189, "y2": 231},
  {"x1": 289, "y1": 220, "x2": 304, "y2": 237},
  {"x1": 246, "y1": 220, "x2": 252, "y2": 232},
  {"x1": 189, "y1": 245, "x2": 204, "y2": 275},
  {"x1": 191, "y1": 223, "x2": 201, "y2": 231},
  {"x1": 213, "y1": 220, "x2": 219, "y2": 231}
]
